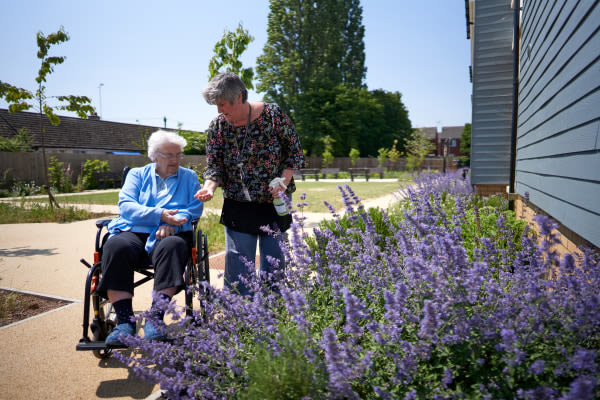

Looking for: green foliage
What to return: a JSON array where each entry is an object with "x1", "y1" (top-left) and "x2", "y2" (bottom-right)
[
  {"x1": 460, "y1": 123, "x2": 471, "y2": 157},
  {"x1": 179, "y1": 129, "x2": 207, "y2": 155},
  {"x1": 321, "y1": 150, "x2": 334, "y2": 168},
  {"x1": 349, "y1": 148, "x2": 360, "y2": 166},
  {"x1": 208, "y1": 23, "x2": 254, "y2": 89},
  {"x1": 257, "y1": 0, "x2": 371, "y2": 155},
  {"x1": 320, "y1": 135, "x2": 335, "y2": 167},
  {"x1": 240, "y1": 326, "x2": 327, "y2": 400},
  {"x1": 387, "y1": 139, "x2": 401, "y2": 166},
  {"x1": 132, "y1": 128, "x2": 151, "y2": 152},
  {"x1": 0, "y1": 200, "x2": 107, "y2": 223},
  {"x1": 459, "y1": 123, "x2": 471, "y2": 166},
  {"x1": 257, "y1": 0, "x2": 365, "y2": 110},
  {"x1": 48, "y1": 156, "x2": 74, "y2": 193},
  {"x1": 0, "y1": 82, "x2": 34, "y2": 113},
  {"x1": 370, "y1": 89, "x2": 412, "y2": 155},
  {"x1": 78, "y1": 159, "x2": 108, "y2": 190},
  {"x1": 0, "y1": 169, "x2": 42, "y2": 198},
  {"x1": 0, "y1": 26, "x2": 95, "y2": 207},
  {"x1": 0, "y1": 128, "x2": 33, "y2": 152},
  {"x1": 404, "y1": 129, "x2": 435, "y2": 172},
  {"x1": 377, "y1": 148, "x2": 388, "y2": 168}
]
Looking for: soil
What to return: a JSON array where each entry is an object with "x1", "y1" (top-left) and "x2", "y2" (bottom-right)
[{"x1": 0, "y1": 288, "x2": 71, "y2": 327}]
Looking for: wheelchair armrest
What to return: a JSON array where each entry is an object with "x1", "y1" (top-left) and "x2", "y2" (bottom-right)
[{"x1": 95, "y1": 219, "x2": 113, "y2": 229}]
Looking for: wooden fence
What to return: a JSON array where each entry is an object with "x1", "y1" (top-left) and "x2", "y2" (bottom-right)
[{"x1": 0, "y1": 152, "x2": 458, "y2": 185}]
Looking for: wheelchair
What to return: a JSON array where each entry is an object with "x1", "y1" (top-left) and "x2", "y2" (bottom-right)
[{"x1": 75, "y1": 167, "x2": 210, "y2": 359}]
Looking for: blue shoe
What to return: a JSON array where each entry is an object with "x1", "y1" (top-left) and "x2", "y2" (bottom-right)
[
  {"x1": 105, "y1": 323, "x2": 135, "y2": 346},
  {"x1": 144, "y1": 320, "x2": 167, "y2": 341}
]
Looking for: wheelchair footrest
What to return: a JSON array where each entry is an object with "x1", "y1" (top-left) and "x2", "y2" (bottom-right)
[{"x1": 76, "y1": 340, "x2": 128, "y2": 351}]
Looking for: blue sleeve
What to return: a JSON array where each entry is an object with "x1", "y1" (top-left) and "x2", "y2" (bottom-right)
[
  {"x1": 172, "y1": 170, "x2": 204, "y2": 233},
  {"x1": 118, "y1": 168, "x2": 163, "y2": 226}
]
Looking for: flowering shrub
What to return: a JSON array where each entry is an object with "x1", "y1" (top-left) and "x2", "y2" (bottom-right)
[
  {"x1": 117, "y1": 171, "x2": 599, "y2": 399},
  {"x1": 48, "y1": 156, "x2": 74, "y2": 193}
]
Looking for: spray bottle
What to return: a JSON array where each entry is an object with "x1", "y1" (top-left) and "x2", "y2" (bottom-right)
[{"x1": 269, "y1": 177, "x2": 288, "y2": 216}]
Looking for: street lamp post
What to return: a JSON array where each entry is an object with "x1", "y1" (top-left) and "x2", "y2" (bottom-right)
[{"x1": 98, "y1": 83, "x2": 104, "y2": 119}]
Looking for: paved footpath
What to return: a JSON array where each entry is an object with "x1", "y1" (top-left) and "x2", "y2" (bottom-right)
[{"x1": 0, "y1": 181, "x2": 406, "y2": 399}]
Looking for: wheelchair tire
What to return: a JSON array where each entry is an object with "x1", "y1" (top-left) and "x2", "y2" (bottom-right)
[{"x1": 91, "y1": 300, "x2": 117, "y2": 359}]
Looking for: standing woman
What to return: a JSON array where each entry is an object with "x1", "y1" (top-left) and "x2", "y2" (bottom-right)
[{"x1": 195, "y1": 72, "x2": 304, "y2": 296}]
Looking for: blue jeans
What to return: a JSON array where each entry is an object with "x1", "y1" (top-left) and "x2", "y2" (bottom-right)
[{"x1": 224, "y1": 227, "x2": 286, "y2": 296}]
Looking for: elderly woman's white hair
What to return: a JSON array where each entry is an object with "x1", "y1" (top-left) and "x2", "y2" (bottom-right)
[{"x1": 147, "y1": 129, "x2": 187, "y2": 161}]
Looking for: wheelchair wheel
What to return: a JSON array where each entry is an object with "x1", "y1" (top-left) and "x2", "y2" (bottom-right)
[
  {"x1": 184, "y1": 262, "x2": 198, "y2": 317},
  {"x1": 91, "y1": 298, "x2": 117, "y2": 359}
]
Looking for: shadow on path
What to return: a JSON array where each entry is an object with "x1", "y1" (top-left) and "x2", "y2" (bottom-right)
[
  {"x1": 0, "y1": 246, "x2": 58, "y2": 257},
  {"x1": 96, "y1": 355, "x2": 156, "y2": 399}
]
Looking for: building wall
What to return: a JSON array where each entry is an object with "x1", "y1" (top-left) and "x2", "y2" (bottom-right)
[
  {"x1": 470, "y1": 0, "x2": 515, "y2": 185},
  {"x1": 515, "y1": 0, "x2": 600, "y2": 248}
]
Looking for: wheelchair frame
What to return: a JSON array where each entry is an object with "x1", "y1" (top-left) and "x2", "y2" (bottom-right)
[{"x1": 75, "y1": 167, "x2": 210, "y2": 359}]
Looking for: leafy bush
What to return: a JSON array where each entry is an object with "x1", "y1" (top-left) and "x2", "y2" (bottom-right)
[
  {"x1": 0, "y1": 201, "x2": 107, "y2": 223},
  {"x1": 117, "y1": 171, "x2": 599, "y2": 399},
  {"x1": 48, "y1": 156, "x2": 74, "y2": 193},
  {"x1": 77, "y1": 159, "x2": 108, "y2": 190},
  {"x1": 0, "y1": 128, "x2": 33, "y2": 152}
]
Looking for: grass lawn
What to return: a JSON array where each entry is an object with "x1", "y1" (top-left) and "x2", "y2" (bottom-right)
[
  {"x1": 51, "y1": 180, "x2": 407, "y2": 213},
  {"x1": 7, "y1": 179, "x2": 409, "y2": 252},
  {"x1": 294, "y1": 180, "x2": 405, "y2": 212}
]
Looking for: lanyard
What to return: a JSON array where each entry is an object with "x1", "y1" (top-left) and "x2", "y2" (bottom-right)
[
  {"x1": 234, "y1": 103, "x2": 252, "y2": 201},
  {"x1": 234, "y1": 103, "x2": 252, "y2": 168}
]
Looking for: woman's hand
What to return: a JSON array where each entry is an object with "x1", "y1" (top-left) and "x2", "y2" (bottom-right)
[
  {"x1": 194, "y1": 180, "x2": 218, "y2": 202},
  {"x1": 155, "y1": 224, "x2": 175, "y2": 240},
  {"x1": 194, "y1": 187, "x2": 214, "y2": 202},
  {"x1": 268, "y1": 181, "x2": 286, "y2": 198},
  {"x1": 161, "y1": 209, "x2": 187, "y2": 226}
]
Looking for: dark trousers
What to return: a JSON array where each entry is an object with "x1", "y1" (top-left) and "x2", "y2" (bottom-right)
[{"x1": 97, "y1": 231, "x2": 192, "y2": 298}]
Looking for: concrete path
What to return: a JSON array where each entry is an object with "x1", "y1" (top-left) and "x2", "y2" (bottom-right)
[{"x1": 0, "y1": 181, "x2": 406, "y2": 399}]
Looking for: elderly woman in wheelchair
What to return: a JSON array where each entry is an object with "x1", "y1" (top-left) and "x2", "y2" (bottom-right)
[{"x1": 96, "y1": 129, "x2": 204, "y2": 346}]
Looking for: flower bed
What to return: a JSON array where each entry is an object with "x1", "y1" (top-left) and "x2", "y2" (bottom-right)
[{"x1": 117, "y1": 171, "x2": 599, "y2": 399}]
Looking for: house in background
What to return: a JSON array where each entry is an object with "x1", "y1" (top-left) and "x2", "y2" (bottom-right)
[
  {"x1": 466, "y1": 0, "x2": 600, "y2": 251},
  {"x1": 0, "y1": 108, "x2": 188, "y2": 154},
  {"x1": 418, "y1": 127, "x2": 438, "y2": 156},
  {"x1": 439, "y1": 126, "x2": 465, "y2": 157},
  {"x1": 417, "y1": 126, "x2": 465, "y2": 157}
]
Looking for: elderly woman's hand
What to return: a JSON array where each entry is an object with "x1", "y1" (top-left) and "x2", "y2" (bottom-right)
[
  {"x1": 161, "y1": 209, "x2": 187, "y2": 226},
  {"x1": 156, "y1": 224, "x2": 175, "y2": 240}
]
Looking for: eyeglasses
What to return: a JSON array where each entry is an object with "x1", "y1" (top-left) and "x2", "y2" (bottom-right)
[{"x1": 156, "y1": 152, "x2": 184, "y2": 161}]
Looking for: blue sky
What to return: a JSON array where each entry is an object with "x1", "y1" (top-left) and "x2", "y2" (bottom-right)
[{"x1": 1, "y1": 1, "x2": 472, "y2": 132}]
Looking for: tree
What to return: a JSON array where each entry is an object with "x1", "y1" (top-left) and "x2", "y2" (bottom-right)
[
  {"x1": 387, "y1": 139, "x2": 401, "y2": 169},
  {"x1": 459, "y1": 123, "x2": 471, "y2": 167},
  {"x1": 321, "y1": 135, "x2": 335, "y2": 167},
  {"x1": 349, "y1": 148, "x2": 360, "y2": 166},
  {"x1": 255, "y1": 2, "x2": 414, "y2": 156},
  {"x1": 0, "y1": 128, "x2": 33, "y2": 152},
  {"x1": 370, "y1": 89, "x2": 412, "y2": 155},
  {"x1": 377, "y1": 147, "x2": 389, "y2": 169},
  {"x1": 404, "y1": 129, "x2": 435, "y2": 173},
  {"x1": 208, "y1": 23, "x2": 255, "y2": 89},
  {"x1": 256, "y1": 0, "x2": 366, "y2": 116},
  {"x1": 0, "y1": 27, "x2": 94, "y2": 207},
  {"x1": 179, "y1": 128, "x2": 207, "y2": 155}
]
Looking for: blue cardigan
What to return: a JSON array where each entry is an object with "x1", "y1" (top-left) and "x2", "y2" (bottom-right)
[{"x1": 108, "y1": 164, "x2": 204, "y2": 252}]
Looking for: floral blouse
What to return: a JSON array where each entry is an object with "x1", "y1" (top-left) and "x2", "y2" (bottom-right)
[{"x1": 204, "y1": 103, "x2": 305, "y2": 203}]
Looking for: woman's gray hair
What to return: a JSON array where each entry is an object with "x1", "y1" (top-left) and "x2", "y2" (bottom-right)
[
  {"x1": 202, "y1": 72, "x2": 248, "y2": 105},
  {"x1": 147, "y1": 129, "x2": 187, "y2": 161}
]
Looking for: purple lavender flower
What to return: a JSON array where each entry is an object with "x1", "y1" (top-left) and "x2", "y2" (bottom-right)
[
  {"x1": 529, "y1": 359, "x2": 546, "y2": 375},
  {"x1": 562, "y1": 375, "x2": 598, "y2": 400},
  {"x1": 418, "y1": 300, "x2": 439, "y2": 341}
]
